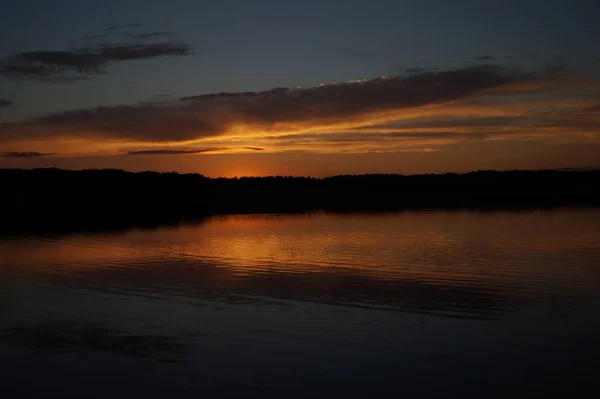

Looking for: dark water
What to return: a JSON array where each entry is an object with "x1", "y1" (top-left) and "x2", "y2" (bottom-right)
[{"x1": 1, "y1": 209, "x2": 600, "y2": 397}]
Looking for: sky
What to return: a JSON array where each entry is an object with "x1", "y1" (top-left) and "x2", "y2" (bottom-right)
[{"x1": 0, "y1": 0, "x2": 599, "y2": 177}]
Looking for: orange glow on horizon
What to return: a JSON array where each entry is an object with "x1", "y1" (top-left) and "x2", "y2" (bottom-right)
[{"x1": 1, "y1": 76, "x2": 599, "y2": 175}]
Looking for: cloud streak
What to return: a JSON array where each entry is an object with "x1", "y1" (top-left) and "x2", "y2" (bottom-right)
[
  {"x1": 0, "y1": 23, "x2": 192, "y2": 83},
  {"x1": 124, "y1": 148, "x2": 227, "y2": 155},
  {"x1": 403, "y1": 67, "x2": 430, "y2": 74},
  {"x1": 0, "y1": 43, "x2": 192, "y2": 82},
  {"x1": 134, "y1": 32, "x2": 175, "y2": 40},
  {"x1": 105, "y1": 23, "x2": 142, "y2": 31},
  {"x1": 0, "y1": 151, "x2": 55, "y2": 158},
  {"x1": 0, "y1": 98, "x2": 12, "y2": 107}
]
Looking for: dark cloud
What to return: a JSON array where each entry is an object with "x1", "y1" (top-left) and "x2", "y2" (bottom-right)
[
  {"x1": 83, "y1": 34, "x2": 111, "y2": 41},
  {"x1": 134, "y1": 32, "x2": 175, "y2": 40},
  {"x1": 244, "y1": 147, "x2": 265, "y2": 151},
  {"x1": 0, "y1": 98, "x2": 12, "y2": 107},
  {"x1": 78, "y1": 42, "x2": 191, "y2": 61},
  {"x1": 105, "y1": 23, "x2": 142, "y2": 31},
  {"x1": 473, "y1": 55, "x2": 495, "y2": 61},
  {"x1": 125, "y1": 148, "x2": 227, "y2": 156},
  {"x1": 0, "y1": 65, "x2": 557, "y2": 143},
  {"x1": 505, "y1": 54, "x2": 545, "y2": 61},
  {"x1": 404, "y1": 67, "x2": 429, "y2": 74},
  {"x1": 0, "y1": 151, "x2": 55, "y2": 158},
  {"x1": 0, "y1": 40, "x2": 192, "y2": 82},
  {"x1": 1, "y1": 50, "x2": 107, "y2": 77}
]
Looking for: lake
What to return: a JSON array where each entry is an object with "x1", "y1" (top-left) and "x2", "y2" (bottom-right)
[{"x1": 1, "y1": 209, "x2": 599, "y2": 397}]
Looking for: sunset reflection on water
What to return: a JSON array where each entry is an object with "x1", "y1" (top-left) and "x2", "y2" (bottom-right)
[{"x1": 1, "y1": 209, "x2": 599, "y2": 397}]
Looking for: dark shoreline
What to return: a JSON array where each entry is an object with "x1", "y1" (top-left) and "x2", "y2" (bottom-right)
[{"x1": 1, "y1": 167, "x2": 599, "y2": 235}]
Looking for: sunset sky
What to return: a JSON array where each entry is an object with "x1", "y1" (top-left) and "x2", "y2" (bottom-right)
[{"x1": 1, "y1": 0, "x2": 599, "y2": 177}]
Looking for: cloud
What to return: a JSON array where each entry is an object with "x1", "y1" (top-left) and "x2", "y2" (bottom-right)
[
  {"x1": 357, "y1": 116, "x2": 524, "y2": 131},
  {"x1": 404, "y1": 67, "x2": 429, "y2": 74},
  {"x1": 78, "y1": 42, "x2": 191, "y2": 61},
  {"x1": 254, "y1": 131, "x2": 492, "y2": 153},
  {"x1": 83, "y1": 34, "x2": 111, "y2": 41},
  {"x1": 0, "y1": 151, "x2": 55, "y2": 158},
  {"x1": 134, "y1": 32, "x2": 175, "y2": 40},
  {"x1": 0, "y1": 98, "x2": 12, "y2": 107},
  {"x1": 505, "y1": 54, "x2": 542, "y2": 61},
  {"x1": 265, "y1": 131, "x2": 490, "y2": 142},
  {"x1": 0, "y1": 65, "x2": 533, "y2": 142},
  {"x1": 0, "y1": 23, "x2": 192, "y2": 83},
  {"x1": 1, "y1": 61, "x2": 598, "y2": 156},
  {"x1": 124, "y1": 148, "x2": 227, "y2": 155},
  {"x1": 473, "y1": 55, "x2": 495, "y2": 61},
  {"x1": 0, "y1": 42, "x2": 191, "y2": 82},
  {"x1": 588, "y1": 104, "x2": 600, "y2": 112},
  {"x1": 105, "y1": 23, "x2": 142, "y2": 31}
]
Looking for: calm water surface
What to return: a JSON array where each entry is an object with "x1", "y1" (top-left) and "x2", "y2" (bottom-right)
[{"x1": 1, "y1": 209, "x2": 600, "y2": 397}]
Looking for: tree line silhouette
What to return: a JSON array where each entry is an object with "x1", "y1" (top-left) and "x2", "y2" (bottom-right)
[{"x1": 1, "y1": 168, "x2": 599, "y2": 233}]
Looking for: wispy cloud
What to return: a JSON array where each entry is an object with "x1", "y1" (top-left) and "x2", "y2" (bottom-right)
[
  {"x1": 83, "y1": 34, "x2": 111, "y2": 41},
  {"x1": 254, "y1": 131, "x2": 492, "y2": 153},
  {"x1": 0, "y1": 43, "x2": 191, "y2": 82},
  {"x1": 105, "y1": 23, "x2": 142, "y2": 32},
  {"x1": 506, "y1": 54, "x2": 541, "y2": 60},
  {"x1": 403, "y1": 67, "x2": 430, "y2": 74},
  {"x1": 134, "y1": 32, "x2": 175, "y2": 40},
  {"x1": 0, "y1": 151, "x2": 55, "y2": 158},
  {"x1": 0, "y1": 23, "x2": 192, "y2": 83},
  {"x1": 244, "y1": 147, "x2": 265, "y2": 151},
  {"x1": 473, "y1": 55, "x2": 495, "y2": 61},
  {"x1": 124, "y1": 148, "x2": 227, "y2": 155},
  {"x1": 0, "y1": 98, "x2": 12, "y2": 107}
]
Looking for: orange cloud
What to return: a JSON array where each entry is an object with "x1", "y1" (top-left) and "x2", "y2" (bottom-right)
[{"x1": 1, "y1": 63, "x2": 598, "y2": 156}]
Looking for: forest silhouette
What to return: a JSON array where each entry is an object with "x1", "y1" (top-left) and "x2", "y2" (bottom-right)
[{"x1": 1, "y1": 168, "x2": 599, "y2": 234}]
